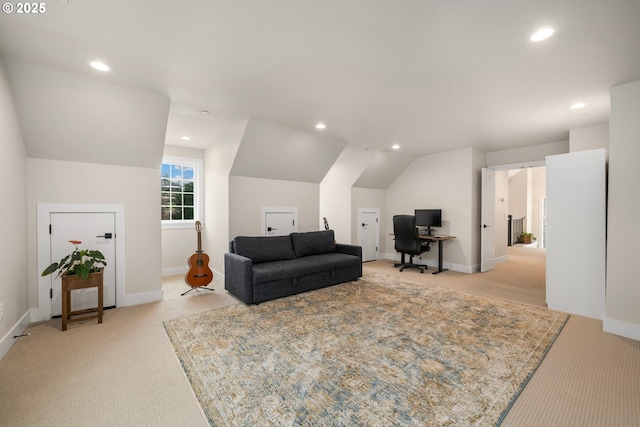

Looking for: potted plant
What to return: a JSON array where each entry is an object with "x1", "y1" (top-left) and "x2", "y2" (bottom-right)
[
  {"x1": 518, "y1": 232, "x2": 537, "y2": 244},
  {"x1": 41, "y1": 240, "x2": 107, "y2": 280},
  {"x1": 42, "y1": 240, "x2": 107, "y2": 330}
]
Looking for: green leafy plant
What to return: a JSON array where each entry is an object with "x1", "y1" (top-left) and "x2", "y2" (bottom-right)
[
  {"x1": 41, "y1": 240, "x2": 107, "y2": 280},
  {"x1": 518, "y1": 231, "x2": 537, "y2": 243}
]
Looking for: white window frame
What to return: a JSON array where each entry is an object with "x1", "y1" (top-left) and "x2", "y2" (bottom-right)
[{"x1": 161, "y1": 155, "x2": 204, "y2": 229}]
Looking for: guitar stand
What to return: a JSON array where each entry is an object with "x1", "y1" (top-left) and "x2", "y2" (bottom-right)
[{"x1": 181, "y1": 286, "x2": 216, "y2": 296}]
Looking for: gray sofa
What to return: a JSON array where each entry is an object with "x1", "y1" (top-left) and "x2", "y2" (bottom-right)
[{"x1": 224, "y1": 230, "x2": 362, "y2": 304}]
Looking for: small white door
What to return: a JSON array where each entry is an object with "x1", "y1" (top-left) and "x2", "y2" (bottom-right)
[
  {"x1": 263, "y1": 209, "x2": 298, "y2": 236},
  {"x1": 358, "y1": 209, "x2": 379, "y2": 262},
  {"x1": 481, "y1": 168, "x2": 496, "y2": 272},
  {"x1": 49, "y1": 212, "x2": 116, "y2": 316}
]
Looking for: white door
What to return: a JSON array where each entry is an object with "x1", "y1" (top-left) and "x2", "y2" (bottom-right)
[
  {"x1": 480, "y1": 168, "x2": 496, "y2": 272},
  {"x1": 358, "y1": 209, "x2": 379, "y2": 262},
  {"x1": 546, "y1": 149, "x2": 606, "y2": 320},
  {"x1": 49, "y1": 212, "x2": 116, "y2": 316},
  {"x1": 265, "y1": 212, "x2": 297, "y2": 236}
]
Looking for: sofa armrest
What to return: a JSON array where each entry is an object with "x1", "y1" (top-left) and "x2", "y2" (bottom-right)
[
  {"x1": 335, "y1": 243, "x2": 362, "y2": 260},
  {"x1": 224, "y1": 252, "x2": 255, "y2": 304}
]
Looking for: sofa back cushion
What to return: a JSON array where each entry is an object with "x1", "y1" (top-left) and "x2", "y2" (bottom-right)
[
  {"x1": 232, "y1": 235, "x2": 296, "y2": 264},
  {"x1": 291, "y1": 230, "x2": 336, "y2": 258}
]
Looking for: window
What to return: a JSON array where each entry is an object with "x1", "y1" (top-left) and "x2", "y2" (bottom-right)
[{"x1": 161, "y1": 156, "x2": 203, "y2": 227}]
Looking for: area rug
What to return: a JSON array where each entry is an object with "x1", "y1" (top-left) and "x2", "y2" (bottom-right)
[{"x1": 163, "y1": 272, "x2": 568, "y2": 426}]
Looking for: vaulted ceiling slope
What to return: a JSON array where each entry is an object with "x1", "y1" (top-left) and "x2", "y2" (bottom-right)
[
  {"x1": 230, "y1": 119, "x2": 347, "y2": 183},
  {"x1": 1, "y1": 1, "x2": 639, "y2": 158},
  {"x1": 354, "y1": 151, "x2": 415, "y2": 189},
  {"x1": 4, "y1": 59, "x2": 169, "y2": 169}
]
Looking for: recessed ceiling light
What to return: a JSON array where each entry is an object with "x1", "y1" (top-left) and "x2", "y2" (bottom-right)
[
  {"x1": 530, "y1": 28, "x2": 555, "y2": 42},
  {"x1": 391, "y1": 144, "x2": 400, "y2": 150},
  {"x1": 89, "y1": 60, "x2": 111, "y2": 72},
  {"x1": 315, "y1": 123, "x2": 326, "y2": 130},
  {"x1": 570, "y1": 102, "x2": 587, "y2": 109},
  {"x1": 201, "y1": 110, "x2": 210, "y2": 115},
  {"x1": 180, "y1": 136, "x2": 191, "y2": 141}
]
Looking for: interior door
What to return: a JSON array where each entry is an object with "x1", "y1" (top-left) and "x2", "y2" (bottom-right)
[
  {"x1": 480, "y1": 168, "x2": 496, "y2": 272},
  {"x1": 49, "y1": 212, "x2": 116, "y2": 316},
  {"x1": 265, "y1": 212, "x2": 296, "y2": 236},
  {"x1": 358, "y1": 209, "x2": 379, "y2": 262}
]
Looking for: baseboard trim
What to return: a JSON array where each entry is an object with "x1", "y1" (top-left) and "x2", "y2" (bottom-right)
[
  {"x1": 382, "y1": 253, "x2": 473, "y2": 274},
  {"x1": 162, "y1": 266, "x2": 188, "y2": 277},
  {"x1": 603, "y1": 316, "x2": 640, "y2": 341},
  {"x1": 213, "y1": 269, "x2": 224, "y2": 285},
  {"x1": 0, "y1": 309, "x2": 32, "y2": 361},
  {"x1": 123, "y1": 289, "x2": 163, "y2": 307}
]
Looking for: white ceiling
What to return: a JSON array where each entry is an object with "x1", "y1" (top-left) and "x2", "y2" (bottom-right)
[{"x1": 1, "y1": 0, "x2": 639, "y2": 157}]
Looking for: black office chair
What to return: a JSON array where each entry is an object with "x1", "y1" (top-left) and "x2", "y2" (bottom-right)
[{"x1": 393, "y1": 215, "x2": 431, "y2": 273}]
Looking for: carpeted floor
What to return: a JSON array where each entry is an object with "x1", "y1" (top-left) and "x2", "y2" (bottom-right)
[
  {"x1": 1, "y1": 247, "x2": 639, "y2": 426},
  {"x1": 163, "y1": 272, "x2": 568, "y2": 426}
]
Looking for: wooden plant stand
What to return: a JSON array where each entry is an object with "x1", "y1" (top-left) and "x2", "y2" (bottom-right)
[{"x1": 61, "y1": 269, "x2": 103, "y2": 331}]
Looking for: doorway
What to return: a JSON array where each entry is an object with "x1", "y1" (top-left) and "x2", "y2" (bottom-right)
[
  {"x1": 261, "y1": 207, "x2": 298, "y2": 236},
  {"x1": 36, "y1": 204, "x2": 126, "y2": 322},
  {"x1": 358, "y1": 208, "x2": 380, "y2": 262},
  {"x1": 49, "y1": 212, "x2": 116, "y2": 316}
]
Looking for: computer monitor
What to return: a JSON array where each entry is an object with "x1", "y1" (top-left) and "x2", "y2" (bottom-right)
[{"x1": 415, "y1": 209, "x2": 442, "y2": 235}]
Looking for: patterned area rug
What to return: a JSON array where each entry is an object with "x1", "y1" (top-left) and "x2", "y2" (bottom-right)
[{"x1": 163, "y1": 272, "x2": 568, "y2": 426}]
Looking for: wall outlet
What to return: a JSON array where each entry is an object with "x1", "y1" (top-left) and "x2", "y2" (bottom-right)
[{"x1": 0, "y1": 302, "x2": 4, "y2": 322}]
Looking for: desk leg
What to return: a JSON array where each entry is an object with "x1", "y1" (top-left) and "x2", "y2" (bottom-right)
[{"x1": 432, "y1": 240, "x2": 449, "y2": 275}]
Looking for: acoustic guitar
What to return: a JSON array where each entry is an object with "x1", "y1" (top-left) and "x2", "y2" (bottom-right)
[{"x1": 184, "y1": 221, "x2": 214, "y2": 294}]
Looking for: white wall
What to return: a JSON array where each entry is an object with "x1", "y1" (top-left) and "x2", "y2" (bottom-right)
[
  {"x1": 530, "y1": 167, "x2": 546, "y2": 247},
  {"x1": 509, "y1": 170, "x2": 527, "y2": 219},
  {"x1": 546, "y1": 149, "x2": 606, "y2": 320},
  {"x1": 229, "y1": 176, "x2": 320, "y2": 238},
  {"x1": 486, "y1": 140, "x2": 568, "y2": 167},
  {"x1": 605, "y1": 80, "x2": 640, "y2": 340},
  {"x1": 26, "y1": 159, "x2": 162, "y2": 304},
  {"x1": 203, "y1": 121, "x2": 246, "y2": 278},
  {"x1": 570, "y1": 124, "x2": 609, "y2": 153},
  {"x1": 0, "y1": 60, "x2": 29, "y2": 355},
  {"x1": 320, "y1": 145, "x2": 376, "y2": 243},
  {"x1": 386, "y1": 148, "x2": 476, "y2": 272}
]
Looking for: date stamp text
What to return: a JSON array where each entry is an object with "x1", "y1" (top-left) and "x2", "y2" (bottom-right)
[{"x1": 3, "y1": 3, "x2": 47, "y2": 14}]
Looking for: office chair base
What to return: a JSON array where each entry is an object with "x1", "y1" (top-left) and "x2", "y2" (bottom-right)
[
  {"x1": 397, "y1": 256, "x2": 427, "y2": 273},
  {"x1": 399, "y1": 264, "x2": 426, "y2": 273}
]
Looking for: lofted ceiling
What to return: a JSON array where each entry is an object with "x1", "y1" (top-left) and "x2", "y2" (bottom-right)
[{"x1": 1, "y1": 0, "x2": 639, "y2": 157}]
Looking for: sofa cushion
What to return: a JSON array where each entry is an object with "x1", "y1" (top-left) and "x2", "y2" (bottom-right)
[
  {"x1": 290, "y1": 230, "x2": 336, "y2": 258},
  {"x1": 232, "y1": 235, "x2": 296, "y2": 264},
  {"x1": 252, "y1": 253, "x2": 361, "y2": 285}
]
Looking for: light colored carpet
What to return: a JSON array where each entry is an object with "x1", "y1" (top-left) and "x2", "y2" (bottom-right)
[
  {"x1": 163, "y1": 272, "x2": 568, "y2": 426},
  {"x1": 1, "y1": 247, "x2": 639, "y2": 426}
]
